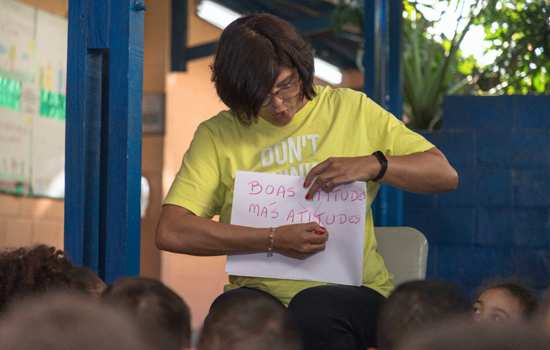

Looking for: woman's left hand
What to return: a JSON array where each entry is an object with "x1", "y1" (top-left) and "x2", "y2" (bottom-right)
[{"x1": 303, "y1": 156, "x2": 378, "y2": 200}]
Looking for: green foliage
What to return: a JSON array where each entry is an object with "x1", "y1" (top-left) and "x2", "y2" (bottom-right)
[
  {"x1": 330, "y1": 0, "x2": 363, "y2": 33},
  {"x1": 329, "y1": 0, "x2": 479, "y2": 130},
  {"x1": 401, "y1": 1, "x2": 479, "y2": 129},
  {"x1": 402, "y1": 15, "x2": 473, "y2": 129},
  {"x1": 473, "y1": 0, "x2": 550, "y2": 94},
  {"x1": 329, "y1": 0, "x2": 549, "y2": 129}
]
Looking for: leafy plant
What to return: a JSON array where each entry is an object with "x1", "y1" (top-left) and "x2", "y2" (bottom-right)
[
  {"x1": 473, "y1": 0, "x2": 550, "y2": 94},
  {"x1": 330, "y1": 0, "x2": 481, "y2": 130},
  {"x1": 402, "y1": 1, "x2": 479, "y2": 129}
]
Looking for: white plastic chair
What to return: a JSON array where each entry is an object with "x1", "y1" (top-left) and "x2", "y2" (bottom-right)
[{"x1": 374, "y1": 226, "x2": 429, "y2": 285}]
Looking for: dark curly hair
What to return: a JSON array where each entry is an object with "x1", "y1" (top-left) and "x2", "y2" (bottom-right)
[
  {"x1": 211, "y1": 13, "x2": 316, "y2": 125},
  {"x1": 0, "y1": 245, "x2": 74, "y2": 311}
]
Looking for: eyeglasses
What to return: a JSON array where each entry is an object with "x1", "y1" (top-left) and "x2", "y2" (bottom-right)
[{"x1": 261, "y1": 75, "x2": 301, "y2": 107}]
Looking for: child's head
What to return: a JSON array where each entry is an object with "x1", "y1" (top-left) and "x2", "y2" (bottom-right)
[
  {"x1": 534, "y1": 289, "x2": 550, "y2": 332},
  {"x1": 473, "y1": 279, "x2": 538, "y2": 322},
  {"x1": 102, "y1": 277, "x2": 191, "y2": 350},
  {"x1": 402, "y1": 319, "x2": 550, "y2": 350},
  {"x1": 0, "y1": 245, "x2": 74, "y2": 312},
  {"x1": 67, "y1": 266, "x2": 107, "y2": 297},
  {"x1": 377, "y1": 280, "x2": 470, "y2": 350},
  {"x1": 0, "y1": 292, "x2": 147, "y2": 350},
  {"x1": 198, "y1": 288, "x2": 301, "y2": 350}
]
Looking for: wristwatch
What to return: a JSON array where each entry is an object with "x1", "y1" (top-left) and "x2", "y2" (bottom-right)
[{"x1": 371, "y1": 151, "x2": 388, "y2": 182}]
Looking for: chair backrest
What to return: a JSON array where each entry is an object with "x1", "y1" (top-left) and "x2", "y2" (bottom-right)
[{"x1": 374, "y1": 226, "x2": 429, "y2": 285}]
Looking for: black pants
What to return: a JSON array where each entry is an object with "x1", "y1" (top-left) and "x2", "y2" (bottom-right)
[
  {"x1": 209, "y1": 285, "x2": 385, "y2": 350},
  {"x1": 288, "y1": 285, "x2": 385, "y2": 350}
]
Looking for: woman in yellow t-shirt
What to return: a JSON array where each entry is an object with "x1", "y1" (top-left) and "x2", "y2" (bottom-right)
[{"x1": 156, "y1": 13, "x2": 458, "y2": 350}]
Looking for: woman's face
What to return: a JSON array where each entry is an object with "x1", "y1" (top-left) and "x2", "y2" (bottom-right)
[
  {"x1": 473, "y1": 288, "x2": 525, "y2": 322},
  {"x1": 259, "y1": 67, "x2": 307, "y2": 126}
]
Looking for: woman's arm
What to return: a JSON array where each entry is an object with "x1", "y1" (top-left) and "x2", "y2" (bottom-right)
[
  {"x1": 155, "y1": 205, "x2": 329, "y2": 259},
  {"x1": 304, "y1": 147, "x2": 458, "y2": 198},
  {"x1": 374, "y1": 147, "x2": 458, "y2": 193}
]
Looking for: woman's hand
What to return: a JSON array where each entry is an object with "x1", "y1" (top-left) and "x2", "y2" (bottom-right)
[
  {"x1": 303, "y1": 148, "x2": 458, "y2": 198},
  {"x1": 303, "y1": 156, "x2": 378, "y2": 200},
  {"x1": 273, "y1": 223, "x2": 329, "y2": 259}
]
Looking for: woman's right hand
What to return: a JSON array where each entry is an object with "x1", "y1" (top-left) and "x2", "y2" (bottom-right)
[{"x1": 272, "y1": 223, "x2": 329, "y2": 259}]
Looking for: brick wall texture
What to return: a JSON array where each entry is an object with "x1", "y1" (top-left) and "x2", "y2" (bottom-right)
[{"x1": 403, "y1": 95, "x2": 550, "y2": 293}]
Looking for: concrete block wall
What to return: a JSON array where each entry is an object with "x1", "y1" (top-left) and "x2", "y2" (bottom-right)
[
  {"x1": 403, "y1": 95, "x2": 550, "y2": 293},
  {"x1": 0, "y1": 195, "x2": 64, "y2": 249}
]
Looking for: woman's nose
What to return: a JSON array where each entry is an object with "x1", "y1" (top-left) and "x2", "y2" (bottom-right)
[{"x1": 269, "y1": 94, "x2": 285, "y2": 108}]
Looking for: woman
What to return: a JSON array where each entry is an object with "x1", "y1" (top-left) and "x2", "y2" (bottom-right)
[{"x1": 156, "y1": 13, "x2": 458, "y2": 350}]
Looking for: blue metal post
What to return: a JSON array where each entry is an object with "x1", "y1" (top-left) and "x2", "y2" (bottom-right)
[
  {"x1": 363, "y1": 0, "x2": 403, "y2": 226},
  {"x1": 65, "y1": 0, "x2": 144, "y2": 282},
  {"x1": 363, "y1": 0, "x2": 379, "y2": 100},
  {"x1": 171, "y1": 0, "x2": 188, "y2": 71},
  {"x1": 386, "y1": 0, "x2": 404, "y2": 226}
]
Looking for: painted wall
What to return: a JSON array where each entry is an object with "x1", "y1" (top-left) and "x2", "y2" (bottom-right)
[
  {"x1": 404, "y1": 95, "x2": 550, "y2": 293},
  {"x1": 162, "y1": 58, "x2": 228, "y2": 330},
  {"x1": 158, "y1": 0, "x2": 233, "y2": 330},
  {"x1": 140, "y1": 0, "x2": 171, "y2": 279},
  {"x1": 19, "y1": 0, "x2": 66, "y2": 16}
]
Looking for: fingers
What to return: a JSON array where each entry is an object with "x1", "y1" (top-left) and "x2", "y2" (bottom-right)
[
  {"x1": 305, "y1": 157, "x2": 368, "y2": 199},
  {"x1": 302, "y1": 222, "x2": 324, "y2": 232},
  {"x1": 276, "y1": 223, "x2": 329, "y2": 259},
  {"x1": 307, "y1": 231, "x2": 328, "y2": 245},
  {"x1": 305, "y1": 176, "x2": 325, "y2": 200},
  {"x1": 291, "y1": 242, "x2": 326, "y2": 259},
  {"x1": 327, "y1": 175, "x2": 353, "y2": 189},
  {"x1": 305, "y1": 172, "x2": 349, "y2": 200},
  {"x1": 298, "y1": 223, "x2": 328, "y2": 243},
  {"x1": 305, "y1": 172, "x2": 334, "y2": 199},
  {"x1": 300, "y1": 240, "x2": 327, "y2": 255},
  {"x1": 303, "y1": 160, "x2": 331, "y2": 188},
  {"x1": 303, "y1": 228, "x2": 328, "y2": 249},
  {"x1": 307, "y1": 243, "x2": 327, "y2": 253},
  {"x1": 289, "y1": 252, "x2": 312, "y2": 260}
]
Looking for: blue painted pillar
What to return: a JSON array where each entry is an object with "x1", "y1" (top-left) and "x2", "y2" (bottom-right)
[
  {"x1": 171, "y1": 0, "x2": 188, "y2": 71},
  {"x1": 65, "y1": 0, "x2": 144, "y2": 282},
  {"x1": 363, "y1": 0, "x2": 403, "y2": 226}
]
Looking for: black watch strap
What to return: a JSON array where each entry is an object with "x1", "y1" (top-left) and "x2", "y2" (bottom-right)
[{"x1": 371, "y1": 151, "x2": 388, "y2": 182}]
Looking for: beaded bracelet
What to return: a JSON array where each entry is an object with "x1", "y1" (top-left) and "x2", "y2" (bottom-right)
[{"x1": 267, "y1": 227, "x2": 276, "y2": 257}]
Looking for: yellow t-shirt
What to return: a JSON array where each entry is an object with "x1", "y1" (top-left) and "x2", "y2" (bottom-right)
[{"x1": 165, "y1": 85, "x2": 434, "y2": 305}]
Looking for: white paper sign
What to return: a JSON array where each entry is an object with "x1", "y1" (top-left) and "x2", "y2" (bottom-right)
[{"x1": 227, "y1": 171, "x2": 366, "y2": 286}]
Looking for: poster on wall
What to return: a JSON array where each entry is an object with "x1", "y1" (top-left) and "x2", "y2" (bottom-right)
[
  {"x1": 0, "y1": 0, "x2": 67, "y2": 198},
  {"x1": 31, "y1": 9, "x2": 67, "y2": 198},
  {"x1": 0, "y1": 0, "x2": 37, "y2": 195}
]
